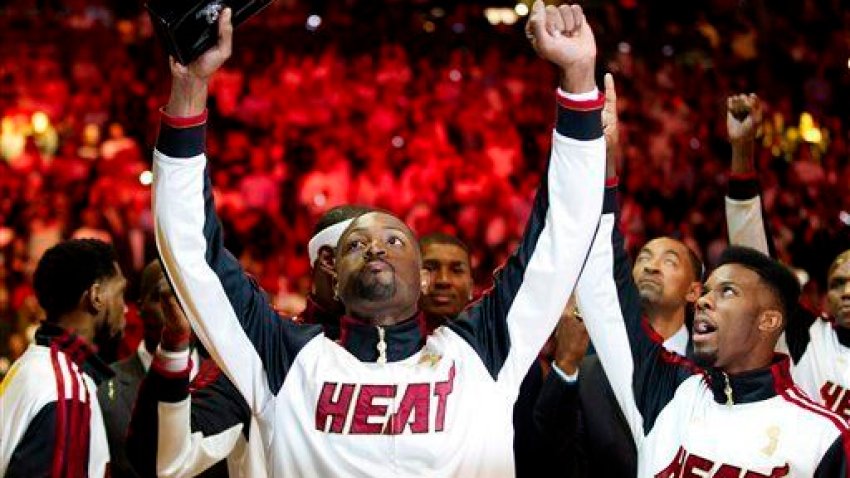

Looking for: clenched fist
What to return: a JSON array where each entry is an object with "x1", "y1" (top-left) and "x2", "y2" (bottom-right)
[
  {"x1": 727, "y1": 93, "x2": 761, "y2": 174},
  {"x1": 727, "y1": 93, "x2": 761, "y2": 145},
  {"x1": 553, "y1": 295, "x2": 589, "y2": 375},
  {"x1": 525, "y1": 1, "x2": 597, "y2": 93}
]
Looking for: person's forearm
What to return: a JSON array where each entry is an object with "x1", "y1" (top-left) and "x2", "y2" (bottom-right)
[
  {"x1": 606, "y1": 152, "x2": 617, "y2": 179},
  {"x1": 560, "y1": 61, "x2": 596, "y2": 94},
  {"x1": 165, "y1": 76, "x2": 209, "y2": 118},
  {"x1": 730, "y1": 140, "x2": 755, "y2": 175}
]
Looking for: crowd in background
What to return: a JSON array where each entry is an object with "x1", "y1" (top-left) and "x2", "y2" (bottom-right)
[{"x1": 1, "y1": 0, "x2": 849, "y2": 373}]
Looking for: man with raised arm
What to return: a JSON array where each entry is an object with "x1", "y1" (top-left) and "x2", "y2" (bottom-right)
[
  {"x1": 725, "y1": 93, "x2": 850, "y2": 419},
  {"x1": 126, "y1": 206, "x2": 370, "y2": 478},
  {"x1": 149, "y1": 1, "x2": 605, "y2": 476},
  {"x1": 576, "y1": 145, "x2": 850, "y2": 474},
  {"x1": 532, "y1": 73, "x2": 704, "y2": 478}
]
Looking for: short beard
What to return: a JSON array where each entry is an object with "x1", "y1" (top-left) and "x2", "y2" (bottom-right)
[
  {"x1": 94, "y1": 319, "x2": 118, "y2": 343},
  {"x1": 692, "y1": 348, "x2": 717, "y2": 368},
  {"x1": 354, "y1": 273, "x2": 396, "y2": 301},
  {"x1": 638, "y1": 286, "x2": 661, "y2": 306},
  {"x1": 94, "y1": 323, "x2": 122, "y2": 362}
]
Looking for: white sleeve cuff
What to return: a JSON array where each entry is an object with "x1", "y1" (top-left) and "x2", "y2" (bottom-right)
[
  {"x1": 155, "y1": 346, "x2": 191, "y2": 373},
  {"x1": 551, "y1": 361, "x2": 579, "y2": 383},
  {"x1": 557, "y1": 87, "x2": 600, "y2": 101}
]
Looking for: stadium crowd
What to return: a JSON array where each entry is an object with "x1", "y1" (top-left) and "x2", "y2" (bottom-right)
[
  {"x1": 0, "y1": 0, "x2": 848, "y2": 373},
  {"x1": 3, "y1": 0, "x2": 850, "y2": 477}
]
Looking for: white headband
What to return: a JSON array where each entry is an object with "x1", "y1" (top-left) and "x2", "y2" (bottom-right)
[{"x1": 308, "y1": 218, "x2": 354, "y2": 266}]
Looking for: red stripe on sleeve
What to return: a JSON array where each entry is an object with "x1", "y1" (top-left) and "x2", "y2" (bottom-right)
[
  {"x1": 66, "y1": 360, "x2": 82, "y2": 477},
  {"x1": 49, "y1": 345, "x2": 67, "y2": 478},
  {"x1": 160, "y1": 107, "x2": 208, "y2": 129},
  {"x1": 556, "y1": 90, "x2": 605, "y2": 111}
]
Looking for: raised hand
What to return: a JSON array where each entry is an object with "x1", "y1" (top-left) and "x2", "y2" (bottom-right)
[
  {"x1": 553, "y1": 295, "x2": 589, "y2": 376},
  {"x1": 727, "y1": 93, "x2": 760, "y2": 174},
  {"x1": 171, "y1": 8, "x2": 233, "y2": 81},
  {"x1": 603, "y1": 73, "x2": 618, "y2": 178},
  {"x1": 159, "y1": 280, "x2": 193, "y2": 352},
  {"x1": 526, "y1": 1, "x2": 597, "y2": 93},
  {"x1": 165, "y1": 8, "x2": 233, "y2": 117},
  {"x1": 727, "y1": 93, "x2": 761, "y2": 145}
]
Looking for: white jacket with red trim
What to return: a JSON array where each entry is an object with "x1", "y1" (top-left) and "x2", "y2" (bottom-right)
[
  {"x1": 578, "y1": 191, "x2": 850, "y2": 478},
  {"x1": 149, "y1": 89, "x2": 606, "y2": 477},
  {"x1": 726, "y1": 174, "x2": 850, "y2": 420},
  {"x1": 0, "y1": 329, "x2": 111, "y2": 477}
]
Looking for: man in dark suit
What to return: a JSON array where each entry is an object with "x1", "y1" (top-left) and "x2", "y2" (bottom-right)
[
  {"x1": 97, "y1": 260, "x2": 201, "y2": 477},
  {"x1": 97, "y1": 353, "x2": 146, "y2": 478},
  {"x1": 534, "y1": 219, "x2": 701, "y2": 477}
]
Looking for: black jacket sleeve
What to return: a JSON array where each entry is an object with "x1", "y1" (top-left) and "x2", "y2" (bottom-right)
[
  {"x1": 127, "y1": 359, "x2": 251, "y2": 477},
  {"x1": 154, "y1": 118, "x2": 322, "y2": 406},
  {"x1": 532, "y1": 367, "x2": 584, "y2": 475},
  {"x1": 814, "y1": 436, "x2": 849, "y2": 478},
  {"x1": 577, "y1": 184, "x2": 698, "y2": 443},
  {"x1": 448, "y1": 94, "x2": 606, "y2": 389},
  {"x1": 5, "y1": 402, "x2": 58, "y2": 477}
]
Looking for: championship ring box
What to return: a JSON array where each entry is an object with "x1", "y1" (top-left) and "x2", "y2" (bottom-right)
[{"x1": 145, "y1": 0, "x2": 274, "y2": 65}]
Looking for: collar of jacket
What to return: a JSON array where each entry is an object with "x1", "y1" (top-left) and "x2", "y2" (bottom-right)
[
  {"x1": 831, "y1": 317, "x2": 850, "y2": 348},
  {"x1": 34, "y1": 322, "x2": 114, "y2": 385},
  {"x1": 423, "y1": 313, "x2": 450, "y2": 335},
  {"x1": 301, "y1": 294, "x2": 342, "y2": 340},
  {"x1": 705, "y1": 354, "x2": 793, "y2": 405},
  {"x1": 337, "y1": 312, "x2": 429, "y2": 363}
]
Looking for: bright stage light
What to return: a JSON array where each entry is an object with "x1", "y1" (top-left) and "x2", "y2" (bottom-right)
[
  {"x1": 306, "y1": 14, "x2": 322, "y2": 31},
  {"x1": 484, "y1": 8, "x2": 501, "y2": 25},
  {"x1": 839, "y1": 211, "x2": 850, "y2": 226},
  {"x1": 32, "y1": 112, "x2": 49, "y2": 134},
  {"x1": 515, "y1": 3, "x2": 529, "y2": 17}
]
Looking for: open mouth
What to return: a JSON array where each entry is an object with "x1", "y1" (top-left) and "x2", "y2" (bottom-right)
[
  {"x1": 692, "y1": 314, "x2": 717, "y2": 341},
  {"x1": 428, "y1": 293, "x2": 455, "y2": 305}
]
